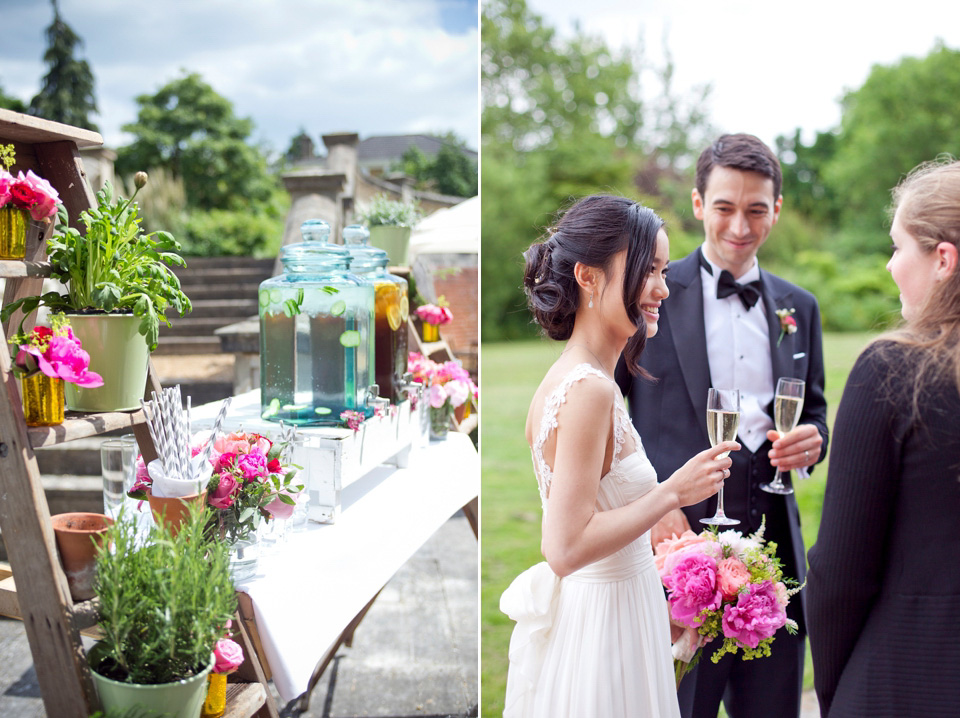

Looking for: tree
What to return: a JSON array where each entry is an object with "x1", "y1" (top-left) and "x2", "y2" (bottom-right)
[
  {"x1": 823, "y1": 41, "x2": 960, "y2": 232},
  {"x1": 0, "y1": 81, "x2": 27, "y2": 113},
  {"x1": 116, "y1": 72, "x2": 275, "y2": 211},
  {"x1": 394, "y1": 133, "x2": 478, "y2": 197},
  {"x1": 28, "y1": 0, "x2": 98, "y2": 131}
]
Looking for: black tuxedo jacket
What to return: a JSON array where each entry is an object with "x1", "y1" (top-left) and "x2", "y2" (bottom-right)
[{"x1": 617, "y1": 248, "x2": 829, "y2": 628}]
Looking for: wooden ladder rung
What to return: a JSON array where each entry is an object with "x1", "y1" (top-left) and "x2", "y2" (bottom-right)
[
  {"x1": 224, "y1": 682, "x2": 268, "y2": 718},
  {"x1": 0, "y1": 259, "x2": 52, "y2": 278},
  {"x1": 27, "y1": 409, "x2": 147, "y2": 448}
]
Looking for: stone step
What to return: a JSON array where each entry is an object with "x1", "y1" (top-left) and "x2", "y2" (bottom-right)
[
  {"x1": 186, "y1": 298, "x2": 260, "y2": 318},
  {"x1": 153, "y1": 335, "x2": 224, "y2": 354},
  {"x1": 184, "y1": 283, "x2": 263, "y2": 301},
  {"x1": 174, "y1": 266, "x2": 273, "y2": 285}
]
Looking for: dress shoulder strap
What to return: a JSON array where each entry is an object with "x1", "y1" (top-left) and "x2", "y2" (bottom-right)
[{"x1": 532, "y1": 363, "x2": 612, "y2": 503}]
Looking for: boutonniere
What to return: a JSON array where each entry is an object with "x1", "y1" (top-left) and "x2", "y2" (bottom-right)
[{"x1": 776, "y1": 308, "x2": 797, "y2": 346}]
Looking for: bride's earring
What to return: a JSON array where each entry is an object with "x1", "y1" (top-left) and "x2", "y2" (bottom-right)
[{"x1": 588, "y1": 293, "x2": 594, "y2": 309}]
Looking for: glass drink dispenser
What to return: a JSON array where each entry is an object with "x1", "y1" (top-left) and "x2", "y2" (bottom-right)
[
  {"x1": 343, "y1": 224, "x2": 410, "y2": 404},
  {"x1": 259, "y1": 219, "x2": 376, "y2": 425}
]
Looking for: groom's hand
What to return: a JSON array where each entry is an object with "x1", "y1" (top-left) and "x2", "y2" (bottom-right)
[
  {"x1": 767, "y1": 424, "x2": 823, "y2": 471},
  {"x1": 651, "y1": 508, "x2": 691, "y2": 553}
]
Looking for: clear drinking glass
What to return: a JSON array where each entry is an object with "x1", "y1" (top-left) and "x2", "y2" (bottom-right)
[
  {"x1": 761, "y1": 377, "x2": 806, "y2": 495},
  {"x1": 701, "y1": 388, "x2": 741, "y2": 526},
  {"x1": 100, "y1": 436, "x2": 138, "y2": 521}
]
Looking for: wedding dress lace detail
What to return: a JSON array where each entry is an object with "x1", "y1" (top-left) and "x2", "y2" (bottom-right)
[{"x1": 531, "y1": 363, "x2": 644, "y2": 505}]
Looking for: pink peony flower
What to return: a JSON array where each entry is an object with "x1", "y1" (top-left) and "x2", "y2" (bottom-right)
[
  {"x1": 428, "y1": 383, "x2": 448, "y2": 409},
  {"x1": 721, "y1": 581, "x2": 787, "y2": 649},
  {"x1": 445, "y1": 379, "x2": 470, "y2": 408},
  {"x1": 16, "y1": 322, "x2": 103, "y2": 388},
  {"x1": 0, "y1": 170, "x2": 12, "y2": 206},
  {"x1": 663, "y1": 551, "x2": 723, "y2": 627},
  {"x1": 237, "y1": 451, "x2": 268, "y2": 482},
  {"x1": 264, "y1": 490, "x2": 298, "y2": 520},
  {"x1": 212, "y1": 638, "x2": 244, "y2": 674},
  {"x1": 20, "y1": 170, "x2": 60, "y2": 220},
  {"x1": 208, "y1": 473, "x2": 240, "y2": 509},
  {"x1": 654, "y1": 529, "x2": 716, "y2": 578},
  {"x1": 716, "y1": 557, "x2": 751, "y2": 600}
]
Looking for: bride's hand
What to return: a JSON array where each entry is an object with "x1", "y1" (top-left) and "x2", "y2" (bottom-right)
[{"x1": 663, "y1": 441, "x2": 739, "y2": 509}]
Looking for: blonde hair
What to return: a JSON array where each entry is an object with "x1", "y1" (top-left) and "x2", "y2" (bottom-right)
[{"x1": 878, "y1": 157, "x2": 960, "y2": 409}]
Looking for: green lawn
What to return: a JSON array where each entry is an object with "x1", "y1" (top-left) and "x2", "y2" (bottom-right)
[{"x1": 479, "y1": 332, "x2": 875, "y2": 717}]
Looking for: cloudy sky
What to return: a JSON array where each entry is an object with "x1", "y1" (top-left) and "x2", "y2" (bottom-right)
[
  {"x1": 525, "y1": 0, "x2": 960, "y2": 151},
  {"x1": 0, "y1": 0, "x2": 479, "y2": 155}
]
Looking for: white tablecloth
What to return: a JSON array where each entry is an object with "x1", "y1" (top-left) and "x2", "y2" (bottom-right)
[{"x1": 235, "y1": 432, "x2": 478, "y2": 703}]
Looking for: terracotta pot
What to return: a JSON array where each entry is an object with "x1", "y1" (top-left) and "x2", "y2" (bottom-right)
[
  {"x1": 50, "y1": 513, "x2": 113, "y2": 601},
  {"x1": 147, "y1": 489, "x2": 208, "y2": 537}
]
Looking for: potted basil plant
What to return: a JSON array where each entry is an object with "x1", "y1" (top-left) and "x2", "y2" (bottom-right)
[
  {"x1": 1, "y1": 172, "x2": 192, "y2": 411},
  {"x1": 88, "y1": 503, "x2": 236, "y2": 717},
  {"x1": 357, "y1": 193, "x2": 422, "y2": 267}
]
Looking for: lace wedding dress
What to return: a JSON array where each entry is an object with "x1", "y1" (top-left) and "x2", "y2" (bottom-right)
[{"x1": 501, "y1": 364, "x2": 680, "y2": 718}]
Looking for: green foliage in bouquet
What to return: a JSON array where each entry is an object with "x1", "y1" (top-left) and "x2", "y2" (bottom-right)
[{"x1": 90, "y1": 502, "x2": 236, "y2": 685}]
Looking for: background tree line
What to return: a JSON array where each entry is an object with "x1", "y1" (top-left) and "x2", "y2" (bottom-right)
[
  {"x1": 0, "y1": 0, "x2": 476, "y2": 258},
  {"x1": 482, "y1": 0, "x2": 960, "y2": 338}
]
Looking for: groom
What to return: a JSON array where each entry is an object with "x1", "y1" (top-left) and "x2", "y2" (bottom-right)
[{"x1": 617, "y1": 133, "x2": 828, "y2": 718}]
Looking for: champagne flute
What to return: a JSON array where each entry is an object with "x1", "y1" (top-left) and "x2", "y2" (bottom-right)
[
  {"x1": 701, "y1": 388, "x2": 740, "y2": 526},
  {"x1": 760, "y1": 377, "x2": 806, "y2": 495}
]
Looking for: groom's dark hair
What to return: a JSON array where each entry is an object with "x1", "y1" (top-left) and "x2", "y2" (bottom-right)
[
  {"x1": 523, "y1": 194, "x2": 663, "y2": 376},
  {"x1": 695, "y1": 133, "x2": 782, "y2": 200}
]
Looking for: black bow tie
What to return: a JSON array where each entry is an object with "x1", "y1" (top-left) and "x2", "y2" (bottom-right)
[{"x1": 716, "y1": 270, "x2": 762, "y2": 310}]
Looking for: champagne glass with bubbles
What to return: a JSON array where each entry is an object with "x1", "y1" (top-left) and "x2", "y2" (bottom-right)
[
  {"x1": 760, "y1": 378, "x2": 805, "y2": 495},
  {"x1": 701, "y1": 388, "x2": 741, "y2": 526}
]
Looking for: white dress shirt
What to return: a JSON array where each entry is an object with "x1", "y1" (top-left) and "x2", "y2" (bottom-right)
[{"x1": 700, "y1": 250, "x2": 774, "y2": 454}]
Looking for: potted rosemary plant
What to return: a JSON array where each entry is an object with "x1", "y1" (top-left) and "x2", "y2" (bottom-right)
[
  {"x1": 0, "y1": 172, "x2": 191, "y2": 411},
  {"x1": 357, "y1": 193, "x2": 422, "y2": 267},
  {"x1": 88, "y1": 502, "x2": 236, "y2": 717}
]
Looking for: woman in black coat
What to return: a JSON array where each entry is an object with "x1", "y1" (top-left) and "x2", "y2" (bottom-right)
[{"x1": 807, "y1": 159, "x2": 960, "y2": 717}]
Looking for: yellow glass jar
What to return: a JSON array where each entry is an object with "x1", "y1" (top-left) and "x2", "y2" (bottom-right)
[
  {"x1": 422, "y1": 322, "x2": 440, "y2": 342},
  {"x1": 201, "y1": 672, "x2": 227, "y2": 718},
  {"x1": 0, "y1": 206, "x2": 29, "y2": 260},
  {"x1": 22, "y1": 373, "x2": 65, "y2": 426}
]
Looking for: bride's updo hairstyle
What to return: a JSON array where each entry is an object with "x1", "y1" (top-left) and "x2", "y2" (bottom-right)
[{"x1": 523, "y1": 194, "x2": 664, "y2": 376}]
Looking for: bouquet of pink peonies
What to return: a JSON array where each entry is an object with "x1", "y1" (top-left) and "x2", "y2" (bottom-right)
[
  {"x1": 415, "y1": 302, "x2": 453, "y2": 326},
  {"x1": 8, "y1": 314, "x2": 103, "y2": 388},
  {"x1": 654, "y1": 519, "x2": 801, "y2": 687},
  {"x1": 129, "y1": 430, "x2": 303, "y2": 543},
  {"x1": 0, "y1": 146, "x2": 62, "y2": 220}
]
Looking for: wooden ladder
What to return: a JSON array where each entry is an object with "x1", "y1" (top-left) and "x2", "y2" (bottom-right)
[{"x1": 0, "y1": 109, "x2": 276, "y2": 717}]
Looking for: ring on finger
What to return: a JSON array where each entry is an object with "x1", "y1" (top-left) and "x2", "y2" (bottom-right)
[
  {"x1": 722, "y1": 468, "x2": 730, "y2": 479},
  {"x1": 804, "y1": 450, "x2": 810, "y2": 461}
]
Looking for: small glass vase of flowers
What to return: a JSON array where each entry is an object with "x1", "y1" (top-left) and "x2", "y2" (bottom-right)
[
  {"x1": 7, "y1": 314, "x2": 104, "y2": 425},
  {"x1": 0, "y1": 144, "x2": 62, "y2": 259},
  {"x1": 415, "y1": 298, "x2": 453, "y2": 342},
  {"x1": 408, "y1": 352, "x2": 477, "y2": 441}
]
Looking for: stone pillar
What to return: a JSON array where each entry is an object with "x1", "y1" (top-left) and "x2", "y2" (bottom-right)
[
  {"x1": 322, "y1": 132, "x2": 359, "y2": 225},
  {"x1": 276, "y1": 170, "x2": 346, "y2": 276}
]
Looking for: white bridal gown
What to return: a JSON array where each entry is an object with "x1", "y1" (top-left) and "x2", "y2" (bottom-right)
[{"x1": 500, "y1": 364, "x2": 680, "y2": 718}]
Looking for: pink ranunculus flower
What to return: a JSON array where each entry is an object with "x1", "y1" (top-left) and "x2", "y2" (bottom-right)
[
  {"x1": 208, "y1": 473, "x2": 240, "y2": 509},
  {"x1": 213, "y1": 638, "x2": 244, "y2": 674},
  {"x1": 428, "y1": 383, "x2": 448, "y2": 409},
  {"x1": 237, "y1": 451, "x2": 268, "y2": 481},
  {"x1": 716, "y1": 556, "x2": 752, "y2": 600},
  {"x1": 721, "y1": 580, "x2": 787, "y2": 649},
  {"x1": 663, "y1": 551, "x2": 723, "y2": 627}
]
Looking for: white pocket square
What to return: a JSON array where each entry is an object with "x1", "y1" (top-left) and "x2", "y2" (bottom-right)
[{"x1": 793, "y1": 352, "x2": 806, "y2": 360}]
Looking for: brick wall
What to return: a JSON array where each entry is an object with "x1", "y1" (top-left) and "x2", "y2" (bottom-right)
[{"x1": 433, "y1": 266, "x2": 478, "y2": 377}]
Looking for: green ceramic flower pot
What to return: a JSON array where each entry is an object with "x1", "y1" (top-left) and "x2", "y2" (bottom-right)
[
  {"x1": 64, "y1": 313, "x2": 150, "y2": 412},
  {"x1": 368, "y1": 225, "x2": 413, "y2": 266},
  {"x1": 89, "y1": 645, "x2": 215, "y2": 718}
]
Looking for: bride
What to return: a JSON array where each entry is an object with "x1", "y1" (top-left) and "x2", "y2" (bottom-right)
[{"x1": 501, "y1": 195, "x2": 738, "y2": 717}]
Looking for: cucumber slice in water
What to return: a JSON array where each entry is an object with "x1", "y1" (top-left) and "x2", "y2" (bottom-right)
[{"x1": 339, "y1": 330, "x2": 361, "y2": 347}]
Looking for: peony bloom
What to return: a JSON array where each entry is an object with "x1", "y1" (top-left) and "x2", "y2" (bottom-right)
[
  {"x1": 663, "y1": 551, "x2": 723, "y2": 627},
  {"x1": 16, "y1": 322, "x2": 103, "y2": 387},
  {"x1": 212, "y1": 638, "x2": 244, "y2": 674},
  {"x1": 428, "y1": 383, "x2": 448, "y2": 409},
  {"x1": 264, "y1": 490, "x2": 297, "y2": 520},
  {"x1": 0, "y1": 170, "x2": 12, "y2": 206},
  {"x1": 237, "y1": 451, "x2": 268, "y2": 482},
  {"x1": 445, "y1": 378, "x2": 470, "y2": 408},
  {"x1": 721, "y1": 581, "x2": 787, "y2": 649},
  {"x1": 654, "y1": 529, "x2": 716, "y2": 578},
  {"x1": 716, "y1": 557, "x2": 752, "y2": 600},
  {"x1": 208, "y1": 473, "x2": 240, "y2": 509}
]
